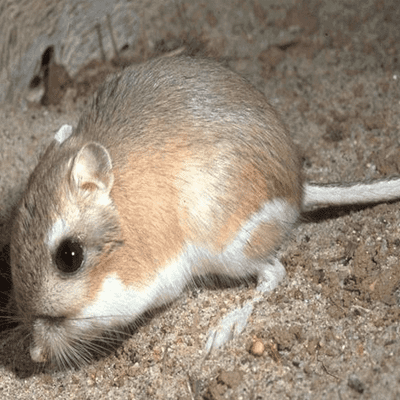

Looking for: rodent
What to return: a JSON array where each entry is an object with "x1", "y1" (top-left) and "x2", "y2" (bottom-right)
[{"x1": 9, "y1": 56, "x2": 400, "y2": 368}]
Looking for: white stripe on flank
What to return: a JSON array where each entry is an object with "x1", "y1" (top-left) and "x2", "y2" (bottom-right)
[
  {"x1": 78, "y1": 198, "x2": 298, "y2": 329},
  {"x1": 223, "y1": 198, "x2": 297, "y2": 259}
]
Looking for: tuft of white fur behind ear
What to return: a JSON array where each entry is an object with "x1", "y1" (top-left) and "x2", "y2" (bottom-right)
[
  {"x1": 54, "y1": 124, "x2": 73, "y2": 144},
  {"x1": 71, "y1": 142, "x2": 114, "y2": 195}
]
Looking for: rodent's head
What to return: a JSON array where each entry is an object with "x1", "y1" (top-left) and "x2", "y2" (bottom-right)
[{"x1": 10, "y1": 134, "x2": 123, "y2": 367}]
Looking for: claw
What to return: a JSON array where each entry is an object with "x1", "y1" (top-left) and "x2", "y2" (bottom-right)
[{"x1": 204, "y1": 301, "x2": 254, "y2": 353}]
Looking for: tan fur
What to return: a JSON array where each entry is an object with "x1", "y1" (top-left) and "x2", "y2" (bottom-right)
[
  {"x1": 244, "y1": 222, "x2": 283, "y2": 260},
  {"x1": 215, "y1": 162, "x2": 287, "y2": 250},
  {"x1": 87, "y1": 112, "x2": 302, "y2": 294},
  {"x1": 87, "y1": 131, "x2": 300, "y2": 297},
  {"x1": 88, "y1": 136, "x2": 191, "y2": 294},
  {"x1": 10, "y1": 56, "x2": 306, "y2": 366}
]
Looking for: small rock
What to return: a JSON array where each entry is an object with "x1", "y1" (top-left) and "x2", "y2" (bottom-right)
[
  {"x1": 348, "y1": 374, "x2": 365, "y2": 393},
  {"x1": 250, "y1": 340, "x2": 265, "y2": 356}
]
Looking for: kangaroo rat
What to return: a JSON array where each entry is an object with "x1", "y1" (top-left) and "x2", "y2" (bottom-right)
[{"x1": 9, "y1": 56, "x2": 400, "y2": 367}]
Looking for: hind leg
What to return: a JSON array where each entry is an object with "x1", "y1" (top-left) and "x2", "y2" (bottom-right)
[
  {"x1": 205, "y1": 256, "x2": 286, "y2": 352},
  {"x1": 203, "y1": 199, "x2": 298, "y2": 353},
  {"x1": 205, "y1": 256, "x2": 287, "y2": 352}
]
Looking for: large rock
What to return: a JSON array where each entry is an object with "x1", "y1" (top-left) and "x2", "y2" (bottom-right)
[{"x1": 0, "y1": 0, "x2": 139, "y2": 104}]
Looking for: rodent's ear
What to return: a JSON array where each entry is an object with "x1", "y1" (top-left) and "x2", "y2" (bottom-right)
[{"x1": 71, "y1": 143, "x2": 114, "y2": 194}]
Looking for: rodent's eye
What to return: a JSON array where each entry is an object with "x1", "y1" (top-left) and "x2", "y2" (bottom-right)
[{"x1": 55, "y1": 239, "x2": 84, "y2": 274}]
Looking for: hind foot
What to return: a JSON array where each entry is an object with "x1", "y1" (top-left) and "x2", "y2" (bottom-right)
[{"x1": 204, "y1": 257, "x2": 286, "y2": 353}]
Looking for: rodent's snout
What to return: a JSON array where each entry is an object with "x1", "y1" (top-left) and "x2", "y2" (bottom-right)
[{"x1": 29, "y1": 315, "x2": 68, "y2": 364}]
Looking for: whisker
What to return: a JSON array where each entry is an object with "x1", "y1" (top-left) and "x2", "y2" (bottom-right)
[{"x1": 6, "y1": 307, "x2": 155, "y2": 369}]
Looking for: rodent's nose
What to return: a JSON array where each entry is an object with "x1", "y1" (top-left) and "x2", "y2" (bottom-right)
[{"x1": 30, "y1": 342, "x2": 47, "y2": 363}]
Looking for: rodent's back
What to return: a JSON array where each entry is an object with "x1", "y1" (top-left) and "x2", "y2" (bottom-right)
[
  {"x1": 79, "y1": 56, "x2": 303, "y2": 292},
  {"x1": 73, "y1": 56, "x2": 302, "y2": 201}
]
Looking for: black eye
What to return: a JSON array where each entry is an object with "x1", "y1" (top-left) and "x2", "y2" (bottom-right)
[{"x1": 55, "y1": 239, "x2": 84, "y2": 273}]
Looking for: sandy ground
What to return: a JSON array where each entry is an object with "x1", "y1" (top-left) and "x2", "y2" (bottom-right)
[{"x1": 0, "y1": 0, "x2": 400, "y2": 398}]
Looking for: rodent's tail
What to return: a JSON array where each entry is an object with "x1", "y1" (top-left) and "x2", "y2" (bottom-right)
[{"x1": 302, "y1": 177, "x2": 400, "y2": 210}]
